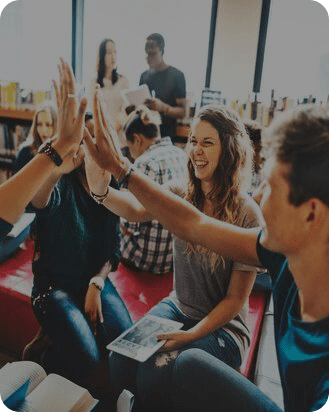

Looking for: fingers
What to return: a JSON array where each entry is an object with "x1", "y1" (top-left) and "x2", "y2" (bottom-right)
[
  {"x1": 73, "y1": 96, "x2": 88, "y2": 143},
  {"x1": 52, "y1": 79, "x2": 60, "y2": 109},
  {"x1": 156, "y1": 332, "x2": 173, "y2": 341}
]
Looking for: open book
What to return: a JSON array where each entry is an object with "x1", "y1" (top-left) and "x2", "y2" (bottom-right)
[
  {"x1": 0, "y1": 361, "x2": 98, "y2": 412},
  {"x1": 107, "y1": 315, "x2": 183, "y2": 362}
]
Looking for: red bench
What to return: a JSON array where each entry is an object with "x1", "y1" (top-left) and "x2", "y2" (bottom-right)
[{"x1": 0, "y1": 238, "x2": 268, "y2": 379}]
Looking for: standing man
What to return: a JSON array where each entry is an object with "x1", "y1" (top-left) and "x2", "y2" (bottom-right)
[{"x1": 140, "y1": 33, "x2": 186, "y2": 141}]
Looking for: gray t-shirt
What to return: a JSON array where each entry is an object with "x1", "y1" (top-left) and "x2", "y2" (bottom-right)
[{"x1": 169, "y1": 195, "x2": 263, "y2": 359}]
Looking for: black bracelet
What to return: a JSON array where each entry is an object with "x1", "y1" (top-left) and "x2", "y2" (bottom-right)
[
  {"x1": 38, "y1": 139, "x2": 63, "y2": 166},
  {"x1": 90, "y1": 186, "x2": 109, "y2": 204}
]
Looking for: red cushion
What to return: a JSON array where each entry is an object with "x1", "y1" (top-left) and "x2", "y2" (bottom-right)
[
  {"x1": 109, "y1": 263, "x2": 173, "y2": 322},
  {"x1": 0, "y1": 237, "x2": 39, "y2": 356}
]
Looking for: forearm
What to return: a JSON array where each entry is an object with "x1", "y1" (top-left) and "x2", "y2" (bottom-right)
[
  {"x1": 163, "y1": 104, "x2": 185, "y2": 119},
  {"x1": 189, "y1": 297, "x2": 249, "y2": 341},
  {"x1": 102, "y1": 187, "x2": 152, "y2": 222},
  {"x1": 126, "y1": 170, "x2": 261, "y2": 265},
  {"x1": 31, "y1": 169, "x2": 62, "y2": 209},
  {"x1": 0, "y1": 153, "x2": 58, "y2": 223}
]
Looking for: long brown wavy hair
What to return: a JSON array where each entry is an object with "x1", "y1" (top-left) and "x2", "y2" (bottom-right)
[{"x1": 185, "y1": 104, "x2": 253, "y2": 270}]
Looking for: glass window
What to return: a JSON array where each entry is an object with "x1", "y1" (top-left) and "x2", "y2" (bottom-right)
[
  {"x1": 82, "y1": 0, "x2": 212, "y2": 104},
  {"x1": 260, "y1": 0, "x2": 329, "y2": 103},
  {"x1": 0, "y1": 0, "x2": 71, "y2": 90}
]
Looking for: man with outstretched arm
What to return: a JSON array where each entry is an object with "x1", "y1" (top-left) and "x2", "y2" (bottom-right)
[{"x1": 84, "y1": 93, "x2": 329, "y2": 412}]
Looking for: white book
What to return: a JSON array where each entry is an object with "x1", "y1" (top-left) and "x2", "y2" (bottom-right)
[
  {"x1": 7, "y1": 212, "x2": 35, "y2": 238},
  {"x1": 121, "y1": 84, "x2": 151, "y2": 107},
  {"x1": 107, "y1": 315, "x2": 183, "y2": 362},
  {"x1": 0, "y1": 361, "x2": 98, "y2": 412}
]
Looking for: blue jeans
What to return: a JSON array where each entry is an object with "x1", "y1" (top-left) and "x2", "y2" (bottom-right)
[
  {"x1": 172, "y1": 349, "x2": 283, "y2": 412},
  {"x1": 109, "y1": 298, "x2": 242, "y2": 412},
  {"x1": 31, "y1": 278, "x2": 132, "y2": 398}
]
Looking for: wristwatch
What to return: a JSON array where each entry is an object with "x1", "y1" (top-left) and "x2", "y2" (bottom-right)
[
  {"x1": 89, "y1": 276, "x2": 105, "y2": 291},
  {"x1": 38, "y1": 139, "x2": 63, "y2": 166}
]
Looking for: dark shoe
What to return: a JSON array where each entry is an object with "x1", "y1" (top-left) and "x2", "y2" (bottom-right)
[{"x1": 22, "y1": 328, "x2": 53, "y2": 363}]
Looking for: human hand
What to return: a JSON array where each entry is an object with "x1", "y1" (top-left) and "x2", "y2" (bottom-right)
[
  {"x1": 51, "y1": 58, "x2": 87, "y2": 160},
  {"x1": 83, "y1": 129, "x2": 112, "y2": 196},
  {"x1": 49, "y1": 143, "x2": 84, "y2": 178},
  {"x1": 84, "y1": 284, "x2": 104, "y2": 336},
  {"x1": 156, "y1": 329, "x2": 196, "y2": 352},
  {"x1": 144, "y1": 97, "x2": 168, "y2": 113},
  {"x1": 83, "y1": 86, "x2": 129, "y2": 179}
]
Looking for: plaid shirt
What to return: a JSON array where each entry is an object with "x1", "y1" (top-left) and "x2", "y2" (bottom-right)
[{"x1": 120, "y1": 137, "x2": 187, "y2": 274}]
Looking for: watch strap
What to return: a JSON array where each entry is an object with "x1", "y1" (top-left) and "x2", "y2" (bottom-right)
[{"x1": 38, "y1": 139, "x2": 63, "y2": 166}]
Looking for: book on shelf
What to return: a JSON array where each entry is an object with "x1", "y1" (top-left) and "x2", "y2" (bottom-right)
[{"x1": 0, "y1": 361, "x2": 98, "y2": 412}]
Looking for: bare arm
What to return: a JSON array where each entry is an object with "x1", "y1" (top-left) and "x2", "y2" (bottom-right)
[
  {"x1": 144, "y1": 97, "x2": 186, "y2": 119},
  {"x1": 83, "y1": 88, "x2": 262, "y2": 266},
  {"x1": 157, "y1": 269, "x2": 257, "y2": 351},
  {"x1": 103, "y1": 188, "x2": 153, "y2": 222},
  {"x1": 0, "y1": 59, "x2": 86, "y2": 225}
]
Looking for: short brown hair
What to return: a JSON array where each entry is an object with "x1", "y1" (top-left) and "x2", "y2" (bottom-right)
[{"x1": 269, "y1": 104, "x2": 329, "y2": 206}]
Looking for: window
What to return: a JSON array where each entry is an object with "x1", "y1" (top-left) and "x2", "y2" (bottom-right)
[
  {"x1": 259, "y1": 0, "x2": 329, "y2": 103},
  {"x1": 0, "y1": 0, "x2": 71, "y2": 90},
  {"x1": 82, "y1": 0, "x2": 212, "y2": 104}
]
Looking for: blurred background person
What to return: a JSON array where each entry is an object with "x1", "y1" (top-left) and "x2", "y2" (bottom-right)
[
  {"x1": 89, "y1": 38, "x2": 129, "y2": 149},
  {"x1": 140, "y1": 33, "x2": 186, "y2": 143}
]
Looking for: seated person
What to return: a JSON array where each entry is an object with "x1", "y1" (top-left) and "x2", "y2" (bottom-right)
[
  {"x1": 84, "y1": 99, "x2": 263, "y2": 411},
  {"x1": 14, "y1": 102, "x2": 57, "y2": 173},
  {"x1": 120, "y1": 105, "x2": 187, "y2": 274},
  {"x1": 23, "y1": 63, "x2": 132, "y2": 407},
  {"x1": 85, "y1": 100, "x2": 329, "y2": 412}
]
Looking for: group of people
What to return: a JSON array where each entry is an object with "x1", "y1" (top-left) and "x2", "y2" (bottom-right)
[{"x1": 0, "y1": 39, "x2": 327, "y2": 412}]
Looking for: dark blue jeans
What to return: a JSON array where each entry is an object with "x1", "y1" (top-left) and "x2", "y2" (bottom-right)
[
  {"x1": 31, "y1": 278, "x2": 132, "y2": 398},
  {"x1": 109, "y1": 298, "x2": 242, "y2": 412},
  {"x1": 172, "y1": 349, "x2": 283, "y2": 412}
]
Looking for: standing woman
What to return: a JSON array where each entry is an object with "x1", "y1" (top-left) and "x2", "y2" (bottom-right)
[
  {"x1": 14, "y1": 103, "x2": 57, "y2": 173},
  {"x1": 89, "y1": 38, "x2": 129, "y2": 148},
  {"x1": 84, "y1": 100, "x2": 264, "y2": 411}
]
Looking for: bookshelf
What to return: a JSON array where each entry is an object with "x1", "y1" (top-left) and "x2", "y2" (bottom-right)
[
  {"x1": 0, "y1": 110, "x2": 34, "y2": 183},
  {"x1": 0, "y1": 109, "x2": 35, "y2": 122}
]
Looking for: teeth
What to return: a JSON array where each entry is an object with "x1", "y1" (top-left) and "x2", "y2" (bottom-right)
[{"x1": 195, "y1": 161, "x2": 207, "y2": 166}]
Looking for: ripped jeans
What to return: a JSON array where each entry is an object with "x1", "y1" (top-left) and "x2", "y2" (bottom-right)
[
  {"x1": 31, "y1": 279, "x2": 132, "y2": 398},
  {"x1": 108, "y1": 298, "x2": 241, "y2": 412}
]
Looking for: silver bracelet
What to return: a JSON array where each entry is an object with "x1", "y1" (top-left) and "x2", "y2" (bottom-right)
[
  {"x1": 90, "y1": 186, "x2": 109, "y2": 204},
  {"x1": 89, "y1": 276, "x2": 105, "y2": 291}
]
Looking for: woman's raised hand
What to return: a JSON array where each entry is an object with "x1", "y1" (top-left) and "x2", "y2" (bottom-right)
[
  {"x1": 51, "y1": 58, "x2": 87, "y2": 159},
  {"x1": 83, "y1": 86, "x2": 130, "y2": 180}
]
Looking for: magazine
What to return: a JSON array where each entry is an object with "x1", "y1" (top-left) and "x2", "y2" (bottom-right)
[
  {"x1": 107, "y1": 315, "x2": 183, "y2": 362},
  {"x1": 0, "y1": 361, "x2": 98, "y2": 412}
]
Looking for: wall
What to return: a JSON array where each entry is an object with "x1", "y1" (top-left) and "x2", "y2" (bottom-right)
[{"x1": 210, "y1": 0, "x2": 263, "y2": 101}]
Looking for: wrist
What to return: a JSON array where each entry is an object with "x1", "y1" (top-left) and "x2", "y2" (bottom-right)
[
  {"x1": 163, "y1": 104, "x2": 170, "y2": 115},
  {"x1": 89, "y1": 276, "x2": 105, "y2": 292}
]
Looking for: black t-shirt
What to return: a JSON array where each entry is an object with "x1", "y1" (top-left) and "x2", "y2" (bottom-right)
[
  {"x1": 31, "y1": 171, "x2": 120, "y2": 294},
  {"x1": 139, "y1": 66, "x2": 186, "y2": 139}
]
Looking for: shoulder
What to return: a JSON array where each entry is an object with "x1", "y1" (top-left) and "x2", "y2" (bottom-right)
[
  {"x1": 168, "y1": 66, "x2": 185, "y2": 78},
  {"x1": 238, "y1": 194, "x2": 265, "y2": 229}
]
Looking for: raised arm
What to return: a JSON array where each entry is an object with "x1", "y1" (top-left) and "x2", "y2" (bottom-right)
[
  {"x1": 83, "y1": 88, "x2": 262, "y2": 266},
  {"x1": 0, "y1": 59, "x2": 86, "y2": 225}
]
